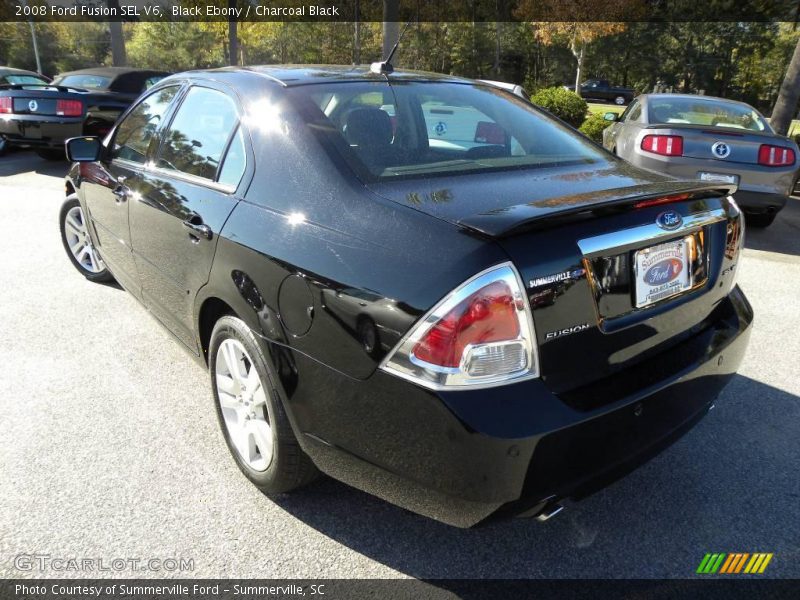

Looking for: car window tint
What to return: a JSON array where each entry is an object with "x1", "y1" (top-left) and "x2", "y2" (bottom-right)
[
  {"x1": 111, "y1": 86, "x2": 179, "y2": 164},
  {"x1": 619, "y1": 100, "x2": 638, "y2": 122},
  {"x1": 217, "y1": 127, "x2": 246, "y2": 188},
  {"x1": 157, "y1": 87, "x2": 239, "y2": 181},
  {"x1": 55, "y1": 74, "x2": 112, "y2": 90},
  {"x1": 648, "y1": 97, "x2": 768, "y2": 131},
  {"x1": 294, "y1": 81, "x2": 610, "y2": 181},
  {"x1": 4, "y1": 75, "x2": 48, "y2": 84}
]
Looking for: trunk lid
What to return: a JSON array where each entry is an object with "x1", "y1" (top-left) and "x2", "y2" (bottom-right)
[
  {"x1": 368, "y1": 163, "x2": 742, "y2": 403},
  {"x1": 645, "y1": 123, "x2": 795, "y2": 165}
]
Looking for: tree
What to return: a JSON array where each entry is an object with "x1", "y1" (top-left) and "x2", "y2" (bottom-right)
[
  {"x1": 107, "y1": 0, "x2": 127, "y2": 66},
  {"x1": 516, "y1": 1, "x2": 631, "y2": 91},
  {"x1": 770, "y1": 36, "x2": 800, "y2": 135}
]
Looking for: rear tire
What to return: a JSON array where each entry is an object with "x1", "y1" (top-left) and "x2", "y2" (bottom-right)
[
  {"x1": 209, "y1": 315, "x2": 318, "y2": 494},
  {"x1": 59, "y1": 195, "x2": 114, "y2": 283},
  {"x1": 35, "y1": 148, "x2": 66, "y2": 161},
  {"x1": 745, "y1": 212, "x2": 776, "y2": 228}
]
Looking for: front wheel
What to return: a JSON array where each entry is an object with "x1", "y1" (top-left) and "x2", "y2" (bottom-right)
[
  {"x1": 614, "y1": 96, "x2": 627, "y2": 105},
  {"x1": 59, "y1": 195, "x2": 114, "y2": 282},
  {"x1": 209, "y1": 315, "x2": 318, "y2": 494}
]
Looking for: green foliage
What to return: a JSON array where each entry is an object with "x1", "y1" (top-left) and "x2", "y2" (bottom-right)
[
  {"x1": 579, "y1": 111, "x2": 611, "y2": 142},
  {"x1": 530, "y1": 87, "x2": 588, "y2": 128}
]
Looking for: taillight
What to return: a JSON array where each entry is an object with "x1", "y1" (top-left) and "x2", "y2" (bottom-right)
[
  {"x1": 641, "y1": 134, "x2": 683, "y2": 156},
  {"x1": 724, "y1": 196, "x2": 744, "y2": 285},
  {"x1": 380, "y1": 262, "x2": 539, "y2": 389},
  {"x1": 758, "y1": 144, "x2": 795, "y2": 167},
  {"x1": 634, "y1": 193, "x2": 691, "y2": 209},
  {"x1": 56, "y1": 99, "x2": 82, "y2": 117},
  {"x1": 0, "y1": 97, "x2": 12, "y2": 114}
]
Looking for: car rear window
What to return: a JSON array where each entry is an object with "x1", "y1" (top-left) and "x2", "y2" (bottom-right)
[
  {"x1": 289, "y1": 81, "x2": 610, "y2": 181},
  {"x1": 54, "y1": 74, "x2": 112, "y2": 90},
  {"x1": 3, "y1": 75, "x2": 48, "y2": 85},
  {"x1": 648, "y1": 98, "x2": 769, "y2": 132}
]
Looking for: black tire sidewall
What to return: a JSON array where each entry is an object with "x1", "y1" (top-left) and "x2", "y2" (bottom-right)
[
  {"x1": 59, "y1": 195, "x2": 113, "y2": 282},
  {"x1": 209, "y1": 315, "x2": 296, "y2": 492}
]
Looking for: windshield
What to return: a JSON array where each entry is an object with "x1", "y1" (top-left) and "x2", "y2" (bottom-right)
[
  {"x1": 3, "y1": 74, "x2": 48, "y2": 85},
  {"x1": 289, "y1": 81, "x2": 610, "y2": 181},
  {"x1": 53, "y1": 74, "x2": 112, "y2": 90},
  {"x1": 648, "y1": 97, "x2": 769, "y2": 132}
]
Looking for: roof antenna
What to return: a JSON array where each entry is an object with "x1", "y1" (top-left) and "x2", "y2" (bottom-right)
[{"x1": 370, "y1": 20, "x2": 413, "y2": 75}]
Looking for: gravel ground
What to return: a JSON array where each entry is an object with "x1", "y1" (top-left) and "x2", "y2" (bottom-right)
[{"x1": 0, "y1": 150, "x2": 798, "y2": 582}]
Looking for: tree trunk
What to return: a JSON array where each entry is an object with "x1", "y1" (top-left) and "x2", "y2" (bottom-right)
[
  {"x1": 573, "y1": 43, "x2": 584, "y2": 94},
  {"x1": 353, "y1": 0, "x2": 361, "y2": 65},
  {"x1": 106, "y1": 1, "x2": 126, "y2": 66},
  {"x1": 770, "y1": 37, "x2": 800, "y2": 135},
  {"x1": 494, "y1": 21, "x2": 501, "y2": 76},
  {"x1": 228, "y1": 0, "x2": 238, "y2": 66},
  {"x1": 382, "y1": 0, "x2": 399, "y2": 61}
]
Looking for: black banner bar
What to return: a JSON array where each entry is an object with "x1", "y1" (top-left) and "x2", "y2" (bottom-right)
[{"x1": 2, "y1": 0, "x2": 800, "y2": 23}]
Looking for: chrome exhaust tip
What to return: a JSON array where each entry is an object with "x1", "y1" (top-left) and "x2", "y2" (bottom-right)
[{"x1": 535, "y1": 503, "x2": 565, "y2": 522}]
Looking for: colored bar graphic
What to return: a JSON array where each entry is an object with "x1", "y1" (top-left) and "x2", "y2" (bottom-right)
[{"x1": 698, "y1": 552, "x2": 773, "y2": 574}]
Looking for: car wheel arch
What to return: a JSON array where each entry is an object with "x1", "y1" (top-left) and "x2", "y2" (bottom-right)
[{"x1": 198, "y1": 296, "x2": 237, "y2": 365}]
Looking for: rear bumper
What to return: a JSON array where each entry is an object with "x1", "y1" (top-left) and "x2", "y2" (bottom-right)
[
  {"x1": 286, "y1": 286, "x2": 753, "y2": 527},
  {"x1": 0, "y1": 115, "x2": 83, "y2": 148},
  {"x1": 731, "y1": 190, "x2": 788, "y2": 214}
]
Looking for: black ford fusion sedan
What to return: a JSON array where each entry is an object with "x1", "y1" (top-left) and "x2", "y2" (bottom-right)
[{"x1": 59, "y1": 66, "x2": 752, "y2": 528}]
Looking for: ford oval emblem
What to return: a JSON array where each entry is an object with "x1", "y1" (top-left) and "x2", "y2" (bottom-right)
[
  {"x1": 656, "y1": 211, "x2": 683, "y2": 230},
  {"x1": 644, "y1": 258, "x2": 683, "y2": 286}
]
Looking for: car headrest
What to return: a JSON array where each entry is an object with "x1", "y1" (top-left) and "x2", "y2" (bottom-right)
[{"x1": 344, "y1": 107, "x2": 393, "y2": 149}]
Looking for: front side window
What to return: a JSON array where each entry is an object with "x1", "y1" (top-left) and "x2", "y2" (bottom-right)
[
  {"x1": 157, "y1": 87, "x2": 239, "y2": 181},
  {"x1": 111, "y1": 85, "x2": 179, "y2": 164},
  {"x1": 291, "y1": 81, "x2": 610, "y2": 181}
]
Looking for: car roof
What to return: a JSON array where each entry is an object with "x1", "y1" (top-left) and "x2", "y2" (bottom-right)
[{"x1": 176, "y1": 65, "x2": 475, "y2": 87}]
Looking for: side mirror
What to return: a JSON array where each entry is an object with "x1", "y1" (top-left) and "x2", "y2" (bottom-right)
[
  {"x1": 65, "y1": 136, "x2": 102, "y2": 162},
  {"x1": 603, "y1": 112, "x2": 619, "y2": 122}
]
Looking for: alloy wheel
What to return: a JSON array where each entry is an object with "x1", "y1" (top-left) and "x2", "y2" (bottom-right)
[
  {"x1": 64, "y1": 205, "x2": 105, "y2": 273},
  {"x1": 215, "y1": 338, "x2": 273, "y2": 472}
]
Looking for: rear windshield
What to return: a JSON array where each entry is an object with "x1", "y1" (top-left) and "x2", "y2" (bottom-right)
[
  {"x1": 648, "y1": 97, "x2": 769, "y2": 132},
  {"x1": 53, "y1": 74, "x2": 112, "y2": 90},
  {"x1": 289, "y1": 81, "x2": 610, "y2": 181},
  {"x1": 3, "y1": 74, "x2": 48, "y2": 85}
]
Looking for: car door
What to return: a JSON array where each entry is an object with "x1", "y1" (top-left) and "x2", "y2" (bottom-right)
[
  {"x1": 614, "y1": 100, "x2": 644, "y2": 159},
  {"x1": 128, "y1": 84, "x2": 251, "y2": 352},
  {"x1": 81, "y1": 85, "x2": 181, "y2": 295}
]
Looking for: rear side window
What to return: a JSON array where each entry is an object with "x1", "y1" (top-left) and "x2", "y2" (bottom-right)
[
  {"x1": 111, "y1": 85, "x2": 179, "y2": 164},
  {"x1": 217, "y1": 127, "x2": 247, "y2": 188},
  {"x1": 55, "y1": 74, "x2": 111, "y2": 90},
  {"x1": 157, "y1": 87, "x2": 239, "y2": 181}
]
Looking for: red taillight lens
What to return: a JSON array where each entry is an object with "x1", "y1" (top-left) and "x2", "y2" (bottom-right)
[
  {"x1": 641, "y1": 134, "x2": 683, "y2": 156},
  {"x1": 56, "y1": 99, "x2": 82, "y2": 117},
  {"x1": 380, "y1": 263, "x2": 539, "y2": 389},
  {"x1": 0, "y1": 97, "x2": 12, "y2": 114},
  {"x1": 634, "y1": 193, "x2": 691, "y2": 209},
  {"x1": 758, "y1": 144, "x2": 795, "y2": 167},
  {"x1": 412, "y1": 281, "x2": 520, "y2": 368}
]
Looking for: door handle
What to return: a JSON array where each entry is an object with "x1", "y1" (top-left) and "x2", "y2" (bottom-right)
[
  {"x1": 112, "y1": 185, "x2": 129, "y2": 204},
  {"x1": 183, "y1": 218, "x2": 213, "y2": 241}
]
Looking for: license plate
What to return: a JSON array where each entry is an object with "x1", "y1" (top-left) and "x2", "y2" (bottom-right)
[
  {"x1": 698, "y1": 171, "x2": 738, "y2": 184},
  {"x1": 634, "y1": 238, "x2": 692, "y2": 308}
]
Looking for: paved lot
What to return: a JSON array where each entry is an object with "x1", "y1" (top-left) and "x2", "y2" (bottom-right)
[{"x1": 0, "y1": 150, "x2": 798, "y2": 582}]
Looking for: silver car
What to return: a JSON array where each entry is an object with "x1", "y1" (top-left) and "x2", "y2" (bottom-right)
[{"x1": 602, "y1": 94, "x2": 799, "y2": 226}]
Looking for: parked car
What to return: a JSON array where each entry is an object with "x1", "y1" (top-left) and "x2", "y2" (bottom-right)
[
  {"x1": 0, "y1": 66, "x2": 50, "y2": 85},
  {"x1": 59, "y1": 66, "x2": 751, "y2": 528},
  {"x1": 0, "y1": 66, "x2": 168, "y2": 159},
  {"x1": 602, "y1": 93, "x2": 799, "y2": 227},
  {"x1": 565, "y1": 78, "x2": 635, "y2": 105}
]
